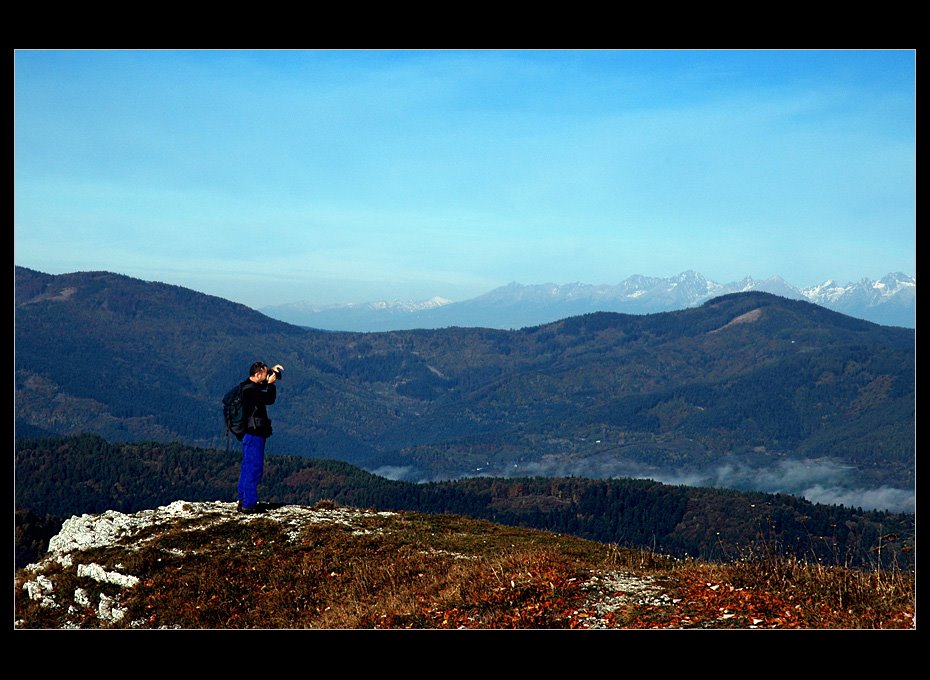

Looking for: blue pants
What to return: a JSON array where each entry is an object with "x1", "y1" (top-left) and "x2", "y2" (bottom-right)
[{"x1": 237, "y1": 434, "x2": 266, "y2": 509}]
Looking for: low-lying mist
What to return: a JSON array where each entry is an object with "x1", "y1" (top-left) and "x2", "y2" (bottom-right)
[{"x1": 374, "y1": 455, "x2": 915, "y2": 515}]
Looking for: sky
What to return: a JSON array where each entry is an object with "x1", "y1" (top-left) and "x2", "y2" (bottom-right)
[{"x1": 14, "y1": 49, "x2": 916, "y2": 310}]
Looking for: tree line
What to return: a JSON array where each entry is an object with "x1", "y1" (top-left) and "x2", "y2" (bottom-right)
[{"x1": 15, "y1": 434, "x2": 914, "y2": 573}]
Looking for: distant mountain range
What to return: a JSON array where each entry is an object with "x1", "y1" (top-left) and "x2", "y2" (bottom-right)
[
  {"x1": 261, "y1": 271, "x2": 916, "y2": 332},
  {"x1": 15, "y1": 266, "x2": 915, "y2": 512}
]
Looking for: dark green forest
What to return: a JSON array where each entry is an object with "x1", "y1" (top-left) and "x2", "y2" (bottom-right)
[{"x1": 15, "y1": 434, "x2": 914, "y2": 573}]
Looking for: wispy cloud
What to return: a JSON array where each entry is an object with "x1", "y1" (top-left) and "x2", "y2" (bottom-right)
[{"x1": 15, "y1": 49, "x2": 915, "y2": 308}]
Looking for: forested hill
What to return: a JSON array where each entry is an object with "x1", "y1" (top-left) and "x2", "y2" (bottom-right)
[
  {"x1": 14, "y1": 266, "x2": 915, "y2": 504},
  {"x1": 15, "y1": 434, "x2": 914, "y2": 573}
]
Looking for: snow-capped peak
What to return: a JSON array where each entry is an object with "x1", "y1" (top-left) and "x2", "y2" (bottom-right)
[{"x1": 260, "y1": 271, "x2": 914, "y2": 331}]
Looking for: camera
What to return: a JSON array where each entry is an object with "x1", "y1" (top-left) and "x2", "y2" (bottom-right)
[{"x1": 267, "y1": 364, "x2": 284, "y2": 382}]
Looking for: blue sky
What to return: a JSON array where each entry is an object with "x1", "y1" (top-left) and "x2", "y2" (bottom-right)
[{"x1": 14, "y1": 49, "x2": 916, "y2": 309}]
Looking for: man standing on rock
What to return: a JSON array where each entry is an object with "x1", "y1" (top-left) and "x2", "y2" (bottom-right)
[{"x1": 237, "y1": 361, "x2": 283, "y2": 514}]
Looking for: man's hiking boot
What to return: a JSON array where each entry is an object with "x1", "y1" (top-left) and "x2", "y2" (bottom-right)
[{"x1": 237, "y1": 501, "x2": 260, "y2": 514}]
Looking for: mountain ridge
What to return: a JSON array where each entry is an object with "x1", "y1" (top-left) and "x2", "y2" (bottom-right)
[
  {"x1": 14, "y1": 266, "x2": 915, "y2": 513},
  {"x1": 260, "y1": 270, "x2": 916, "y2": 332}
]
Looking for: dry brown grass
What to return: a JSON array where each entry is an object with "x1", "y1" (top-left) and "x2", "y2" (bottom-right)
[{"x1": 14, "y1": 502, "x2": 914, "y2": 629}]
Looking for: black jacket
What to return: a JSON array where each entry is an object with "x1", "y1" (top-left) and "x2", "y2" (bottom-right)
[{"x1": 240, "y1": 379, "x2": 276, "y2": 438}]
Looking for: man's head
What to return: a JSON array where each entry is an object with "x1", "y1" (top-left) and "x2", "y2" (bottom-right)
[{"x1": 249, "y1": 361, "x2": 269, "y2": 381}]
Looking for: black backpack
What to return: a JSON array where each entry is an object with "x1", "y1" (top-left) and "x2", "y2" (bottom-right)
[{"x1": 222, "y1": 381, "x2": 250, "y2": 449}]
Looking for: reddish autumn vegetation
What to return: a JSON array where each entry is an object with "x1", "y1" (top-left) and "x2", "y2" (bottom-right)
[{"x1": 15, "y1": 503, "x2": 914, "y2": 629}]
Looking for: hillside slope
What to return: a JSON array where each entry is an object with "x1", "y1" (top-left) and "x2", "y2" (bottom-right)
[
  {"x1": 14, "y1": 500, "x2": 915, "y2": 630},
  {"x1": 14, "y1": 267, "x2": 915, "y2": 506}
]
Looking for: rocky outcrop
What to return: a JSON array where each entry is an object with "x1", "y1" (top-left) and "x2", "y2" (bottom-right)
[
  {"x1": 16, "y1": 498, "x2": 682, "y2": 630},
  {"x1": 16, "y1": 500, "x2": 397, "y2": 629}
]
